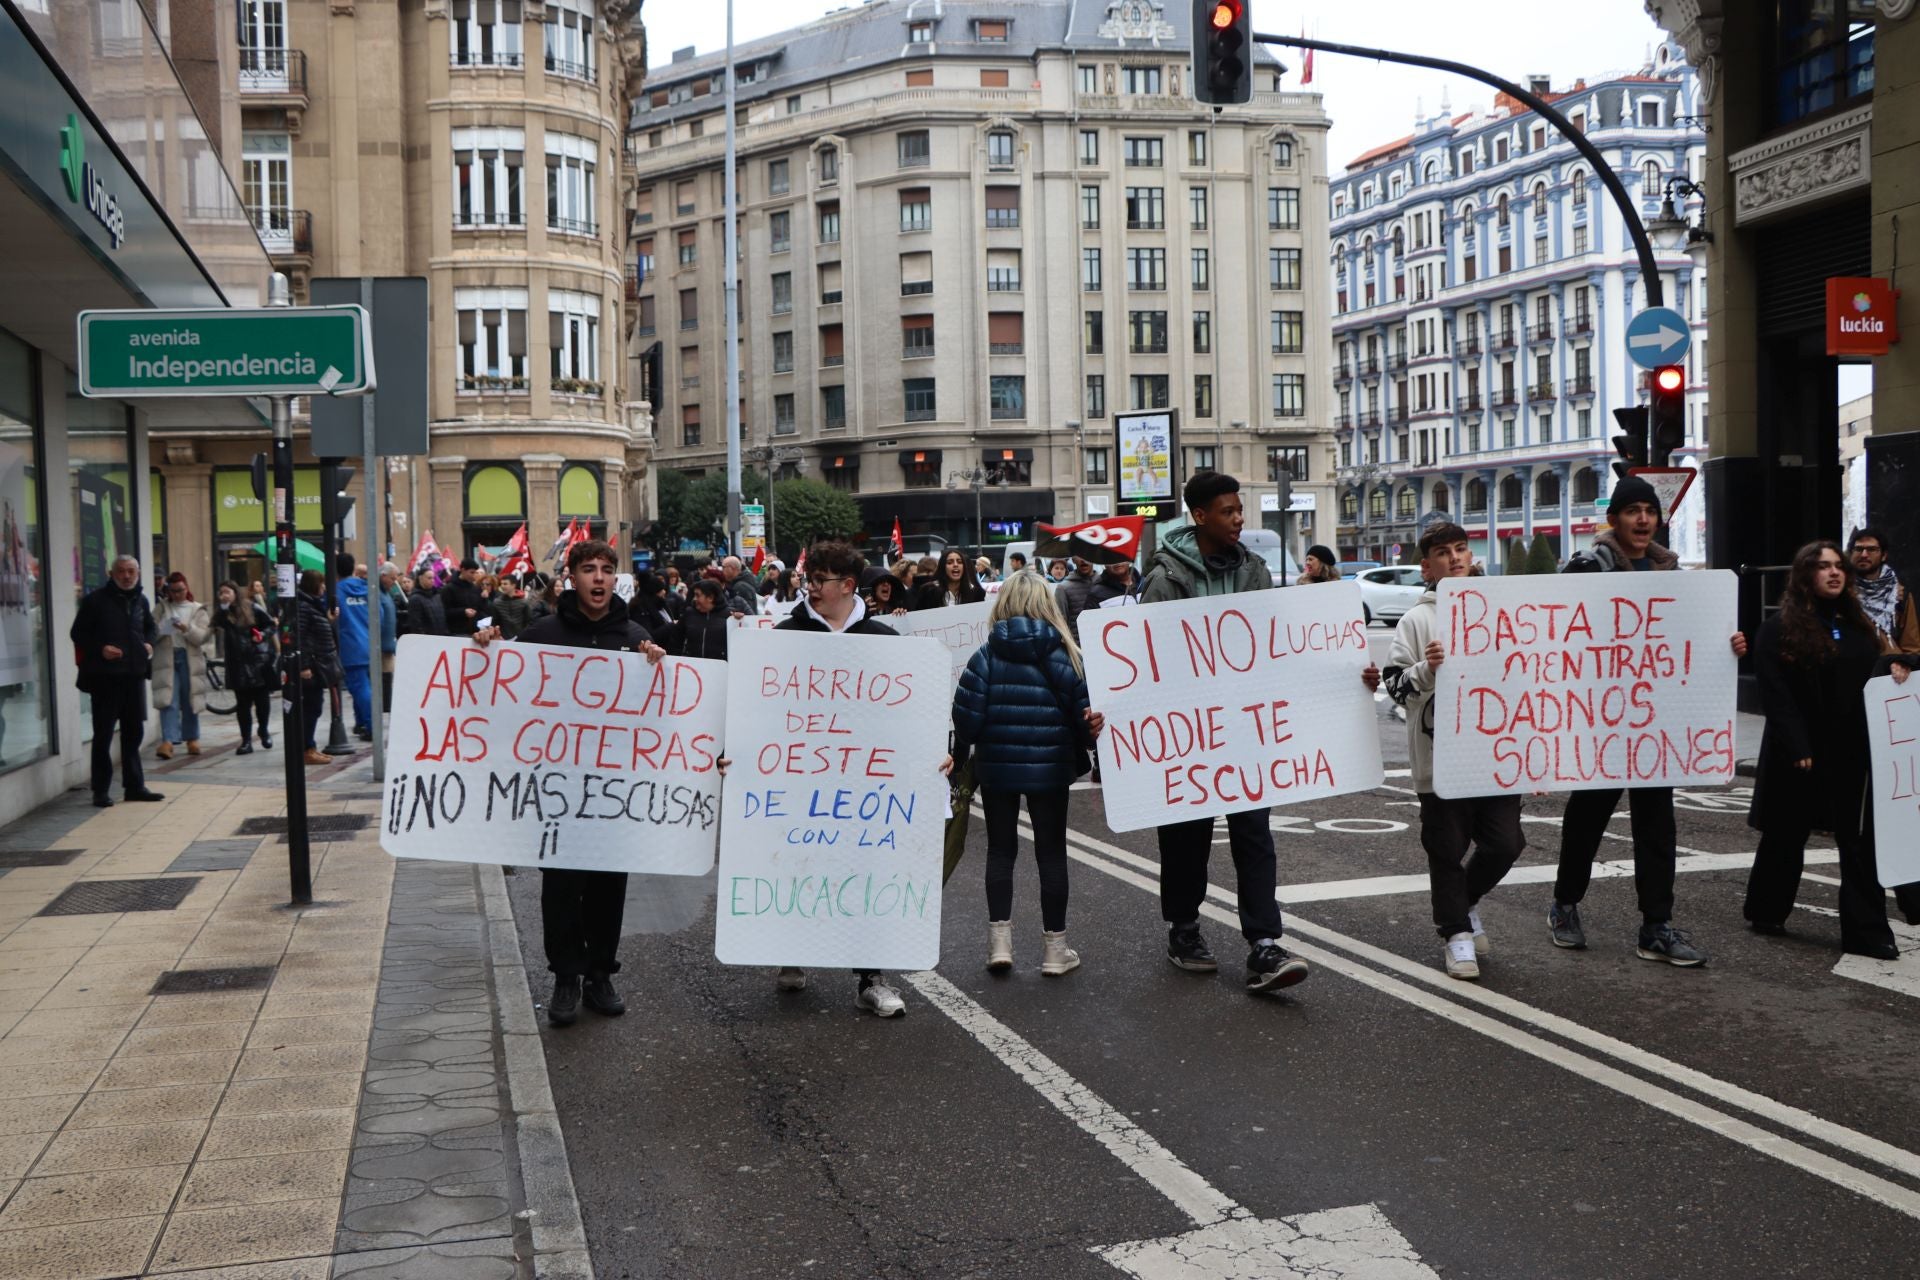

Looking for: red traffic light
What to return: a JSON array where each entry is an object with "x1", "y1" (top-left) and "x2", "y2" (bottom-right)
[
  {"x1": 1653, "y1": 364, "x2": 1685, "y2": 394},
  {"x1": 1209, "y1": 1, "x2": 1239, "y2": 28}
]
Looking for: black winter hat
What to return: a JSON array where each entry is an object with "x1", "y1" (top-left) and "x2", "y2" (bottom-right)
[
  {"x1": 1607, "y1": 476, "x2": 1660, "y2": 516},
  {"x1": 1306, "y1": 545, "x2": 1337, "y2": 567}
]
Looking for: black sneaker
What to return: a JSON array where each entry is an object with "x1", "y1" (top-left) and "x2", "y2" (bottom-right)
[
  {"x1": 1748, "y1": 919, "x2": 1787, "y2": 937},
  {"x1": 1637, "y1": 923, "x2": 1707, "y2": 967},
  {"x1": 260, "y1": 732, "x2": 272, "y2": 749},
  {"x1": 582, "y1": 973, "x2": 625, "y2": 1016},
  {"x1": 1246, "y1": 942, "x2": 1310, "y2": 993},
  {"x1": 1844, "y1": 940, "x2": 1899, "y2": 961},
  {"x1": 548, "y1": 975, "x2": 582, "y2": 1026},
  {"x1": 126, "y1": 789, "x2": 165, "y2": 803},
  {"x1": 1548, "y1": 901, "x2": 1587, "y2": 949},
  {"x1": 237, "y1": 742, "x2": 254, "y2": 755},
  {"x1": 1166, "y1": 924, "x2": 1218, "y2": 972},
  {"x1": 91, "y1": 793, "x2": 114, "y2": 808}
]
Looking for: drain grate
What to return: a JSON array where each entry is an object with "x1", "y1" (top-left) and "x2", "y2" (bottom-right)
[
  {"x1": 235, "y1": 814, "x2": 370, "y2": 836},
  {"x1": 151, "y1": 965, "x2": 276, "y2": 995},
  {"x1": 0, "y1": 849, "x2": 82, "y2": 869},
  {"x1": 37, "y1": 877, "x2": 201, "y2": 917}
]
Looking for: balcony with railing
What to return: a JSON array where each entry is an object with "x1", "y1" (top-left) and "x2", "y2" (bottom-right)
[
  {"x1": 1563, "y1": 376, "x2": 1595, "y2": 397},
  {"x1": 1460, "y1": 392, "x2": 1482, "y2": 412},
  {"x1": 1458, "y1": 338, "x2": 1482, "y2": 357},
  {"x1": 1493, "y1": 388, "x2": 1519, "y2": 408},
  {"x1": 1334, "y1": 414, "x2": 1354, "y2": 430},
  {"x1": 1387, "y1": 350, "x2": 1408, "y2": 371},
  {"x1": 1359, "y1": 357, "x2": 1381, "y2": 376},
  {"x1": 239, "y1": 49, "x2": 308, "y2": 122},
  {"x1": 1528, "y1": 383, "x2": 1556, "y2": 403},
  {"x1": 1333, "y1": 364, "x2": 1354, "y2": 383},
  {"x1": 1568, "y1": 313, "x2": 1594, "y2": 336},
  {"x1": 252, "y1": 208, "x2": 312, "y2": 262},
  {"x1": 549, "y1": 215, "x2": 599, "y2": 239},
  {"x1": 1359, "y1": 411, "x2": 1382, "y2": 428},
  {"x1": 1492, "y1": 328, "x2": 1518, "y2": 351},
  {"x1": 1527, "y1": 323, "x2": 1555, "y2": 345}
]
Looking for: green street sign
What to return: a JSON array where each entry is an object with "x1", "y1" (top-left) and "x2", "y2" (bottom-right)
[{"x1": 77, "y1": 306, "x2": 375, "y2": 398}]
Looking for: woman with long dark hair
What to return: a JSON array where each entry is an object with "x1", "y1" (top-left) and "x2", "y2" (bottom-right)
[
  {"x1": 1746, "y1": 541, "x2": 1920, "y2": 958},
  {"x1": 290, "y1": 569, "x2": 341, "y2": 766},
  {"x1": 214, "y1": 581, "x2": 277, "y2": 754},
  {"x1": 911, "y1": 548, "x2": 986, "y2": 611}
]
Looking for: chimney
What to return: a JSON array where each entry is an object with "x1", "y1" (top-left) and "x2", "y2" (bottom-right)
[{"x1": 672, "y1": 46, "x2": 697, "y2": 63}]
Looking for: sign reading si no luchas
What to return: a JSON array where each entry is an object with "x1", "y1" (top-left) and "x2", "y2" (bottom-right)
[
  {"x1": 715, "y1": 629, "x2": 951, "y2": 971},
  {"x1": 1082, "y1": 583, "x2": 1383, "y2": 832},
  {"x1": 1431, "y1": 573, "x2": 1738, "y2": 798},
  {"x1": 379, "y1": 637, "x2": 726, "y2": 873}
]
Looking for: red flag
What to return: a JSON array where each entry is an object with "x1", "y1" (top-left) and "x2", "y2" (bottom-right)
[
  {"x1": 407, "y1": 530, "x2": 441, "y2": 575},
  {"x1": 544, "y1": 518, "x2": 576, "y2": 568},
  {"x1": 794, "y1": 548, "x2": 808, "y2": 582},
  {"x1": 1033, "y1": 516, "x2": 1145, "y2": 565},
  {"x1": 750, "y1": 544, "x2": 766, "y2": 575},
  {"x1": 1301, "y1": 26, "x2": 1314, "y2": 84},
  {"x1": 890, "y1": 518, "x2": 905, "y2": 560},
  {"x1": 499, "y1": 523, "x2": 532, "y2": 576}
]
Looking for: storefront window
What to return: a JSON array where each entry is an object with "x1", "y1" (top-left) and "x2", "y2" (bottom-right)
[
  {"x1": 0, "y1": 332, "x2": 52, "y2": 774},
  {"x1": 67, "y1": 374, "x2": 135, "y2": 745}
]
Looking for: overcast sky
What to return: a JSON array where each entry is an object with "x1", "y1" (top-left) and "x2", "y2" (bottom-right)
[{"x1": 639, "y1": 0, "x2": 1678, "y2": 174}]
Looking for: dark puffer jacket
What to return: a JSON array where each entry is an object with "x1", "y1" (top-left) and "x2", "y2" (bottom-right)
[{"x1": 951, "y1": 617, "x2": 1094, "y2": 793}]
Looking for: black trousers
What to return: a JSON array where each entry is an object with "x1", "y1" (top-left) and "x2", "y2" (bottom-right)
[
  {"x1": 540, "y1": 867, "x2": 627, "y2": 976},
  {"x1": 234, "y1": 687, "x2": 274, "y2": 743},
  {"x1": 88, "y1": 679, "x2": 146, "y2": 798},
  {"x1": 982, "y1": 788, "x2": 1071, "y2": 931},
  {"x1": 300, "y1": 680, "x2": 326, "y2": 748},
  {"x1": 1554, "y1": 787, "x2": 1677, "y2": 923},
  {"x1": 1744, "y1": 821, "x2": 1920, "y2": 952},
  {"x1": 1157, "y1": 807, "x2": 1283, "y2": 943},
  {"x1": 1419, "y1": 793, "x2": 1526, "y2": 939}
]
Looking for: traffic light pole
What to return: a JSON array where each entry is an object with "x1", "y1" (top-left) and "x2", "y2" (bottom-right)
[
  {"x1": 1253, "y1": 32, "x2": 1665, "y2": 307},
  {"x1": 267, "y1": 275, "x2": 312, "y2": 905}
]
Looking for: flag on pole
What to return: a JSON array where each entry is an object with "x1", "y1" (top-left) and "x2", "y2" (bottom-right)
[
  {"x1": 1301, "y1": 25, "x2": 1314, "y2": 84},
  {"x1": 750, "y1": 544, "x2": 766, "y2": 575},
  {"x1": 890, "y1": 518, "x2": 905, "y2": 561},
  {"x1": 499, "y1": 524, "x2": 532, "y2": 576},
  {"x1": 794, "y1": 548, "x2": 808, "y2": 584},
  {"x1": 546, "y1": 517, "x2": 578, "y2": 569},
  {"x1": 407, "y1": 530, "x2": 441, "y2": 575}
]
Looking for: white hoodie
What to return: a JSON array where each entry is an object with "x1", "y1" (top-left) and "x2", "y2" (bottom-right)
[{"x1": 1383, "y1": 587, "x2": 1440, "y2": 793}]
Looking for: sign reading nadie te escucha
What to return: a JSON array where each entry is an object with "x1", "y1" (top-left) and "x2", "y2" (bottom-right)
[{"x1": 76, "y1": 306, "x2": 375, "y2": 398}]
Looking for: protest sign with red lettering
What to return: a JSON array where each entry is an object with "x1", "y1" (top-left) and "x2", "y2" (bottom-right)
[
  {"x1": 1082, "y1": 584, "x2": 1383, "y2": 833},
  {"x1": 1431, "y1": 572, "x2": 1738, "y2": 798},
  {"x1": 895, "y1": 601, "x2": 993, "y2": 693},
  {"x1": 380, "y1": 636, "x2": 726, "y2": 873},
  {"x1": 715, "y1": 628, "x2": 951, "y2": 970},
  {"x1": 1865, "y1": 675, "x2": 1920, "y2": 888}
]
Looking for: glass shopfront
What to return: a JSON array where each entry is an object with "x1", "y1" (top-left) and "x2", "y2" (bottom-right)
[
  {"x1": 0, "y1": 330, "x2": 52, "y2": 775},
  {"x1": 65, "y1": 374, "x2": 136, "y2": 744}
]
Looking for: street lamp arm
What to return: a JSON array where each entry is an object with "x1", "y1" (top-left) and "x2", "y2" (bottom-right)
[{"x1": 1254, "y1": 32, "x2": 1664, "y2": 307}]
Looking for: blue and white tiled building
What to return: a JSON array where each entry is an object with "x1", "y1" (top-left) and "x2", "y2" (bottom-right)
[{"x1": 1327, "y1": 44, "x2": 1708, "y2": 569}]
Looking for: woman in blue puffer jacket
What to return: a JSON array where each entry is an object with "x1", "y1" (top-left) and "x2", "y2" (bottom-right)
[{"x1": 952, "y1": 572, "x2": 1105, "y2": 976}]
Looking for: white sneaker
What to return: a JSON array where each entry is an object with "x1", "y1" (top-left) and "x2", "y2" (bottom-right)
[
  {"x1": 857, "y1": 977, "x2": 905, "y2": 1017},
  {"x1": 1444, "y1": 933, "x2": 1480, "y2": 980},
  {"x1": 775, "y1": 967, "x2": 807, "y2": 991},
  {"x1": 1468, "y1": 908, "x2": 1490, "y2": 956}
]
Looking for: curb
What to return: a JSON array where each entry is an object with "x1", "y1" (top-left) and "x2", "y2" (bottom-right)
[{"x1": 481, "y1": 864, "x2": 596, "y2": 1280}]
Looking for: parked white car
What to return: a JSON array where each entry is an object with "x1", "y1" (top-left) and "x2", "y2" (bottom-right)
[{"x1": 1355, "y1": 565, "x2": 1427, "y2": 625}]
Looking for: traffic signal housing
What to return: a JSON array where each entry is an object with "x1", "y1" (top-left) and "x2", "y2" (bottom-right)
[
  {"x1": 1610, "y1": 406, "x2": 1649, "y2": 481},
  {"x1": 1193, "y1": 0, "x2": 1252, "y2": 106},
  {"x1": 1648, "y1": 363, "x2": 1686, "y2": 464}
]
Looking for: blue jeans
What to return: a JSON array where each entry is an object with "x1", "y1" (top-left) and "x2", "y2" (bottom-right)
[{"x1": 159, "y1": 647, "x2": 201, "y2": 744}]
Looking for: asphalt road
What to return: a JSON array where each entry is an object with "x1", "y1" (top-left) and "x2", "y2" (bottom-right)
[{"x1": 507, "y1": 627, "x2": 1920, "y2": 1280}]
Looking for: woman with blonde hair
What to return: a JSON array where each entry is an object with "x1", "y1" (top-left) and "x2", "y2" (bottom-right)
[
  {"x1": 951, "y1": 571, "x2": 1104, "y2": 975},
  {"x1": 152, "y1": 572, "x2": 213, "y2": 758}
]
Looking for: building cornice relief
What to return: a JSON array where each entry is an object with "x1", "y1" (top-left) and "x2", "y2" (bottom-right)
[{"x1": 1728, "y1": 105, "x2": 1871, "y2": 226}]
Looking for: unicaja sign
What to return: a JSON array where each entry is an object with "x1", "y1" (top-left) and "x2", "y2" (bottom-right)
[
  {"x1": 58, "y1": 114, "x2": 126, "y2": 250},
  {"x1": 1826, "y1": 276, "x2": 1899, "y2": 357}
]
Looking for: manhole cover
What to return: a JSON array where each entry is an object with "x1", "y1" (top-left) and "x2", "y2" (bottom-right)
[
  {"x1": 0, "y1": 849, "x2": 81, "y2": 868},
  {"x1": 37, "y1": 878, "x2": 201, "y2": 917},
  {"x1": 165, "y1": 840, "x2": 261, "y2": 874},
  {"x1": 151, "y1": 965, "x2": 276, "y2": 995},
  {"x1": 235, "y1": 814, "x2": 369, "y2": 836}
]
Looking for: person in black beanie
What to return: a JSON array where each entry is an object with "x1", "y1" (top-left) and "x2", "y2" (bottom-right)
[{"x1": 1301, "y1": 545, "x2": 1341, "y2": 584}]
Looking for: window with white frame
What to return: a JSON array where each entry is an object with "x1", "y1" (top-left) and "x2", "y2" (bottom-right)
[
  {"x1": 1272, "y1": 374, "x2": 1306, "y2": 417},
  {"x1": 543, "y1": 0, "x2": 594, "y2": 80},
  {"x1": 1121, "y1": 66, "x2": 1161, "y2": 94},
  {"x1": 548, "y1": 290, "x2": 601, "y2": 390},
  {"x1": 451, "y1": 0, "x2": 523, "y2": 66},
  {"x1": 451, "y1": 126, "x2": 523, "y2": 227},
  {"x1": 456, "y1": 286, "x2": 529, "y2": 391},
  {"x1": 545, "y1": 131, "x2": 597, "y2": 235},
  {"x1": 242, "y1": 131, "x2": 293, "y2": 249},
  {"x1": 239, "y1": 0, "x2": 293, "y2": 85}
]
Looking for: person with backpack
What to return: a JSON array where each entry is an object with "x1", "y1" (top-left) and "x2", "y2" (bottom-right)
[
  {"x1": 1552, "y1": 476, "x2": 1749, "y2": 965},
  {"x1": 951, "y1": 573, "x2": 1104, "y2": 975}
]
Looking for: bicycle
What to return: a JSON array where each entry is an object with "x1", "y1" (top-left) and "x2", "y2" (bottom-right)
[{"x1": 204, "y1": 658, "x2": 238, "y2": 716}]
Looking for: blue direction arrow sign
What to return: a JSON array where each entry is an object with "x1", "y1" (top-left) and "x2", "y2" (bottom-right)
[{"x1": 1624, "y1": 307, "x2": 1691, "y2": 370}]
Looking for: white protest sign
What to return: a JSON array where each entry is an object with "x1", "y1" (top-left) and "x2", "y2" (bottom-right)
[
  {"x1": 613, "y1": 574, "x2": 635, "y2": 602},
  {"x1": 729, "y1": 598, "x2": 797, "y2": 631},
  {"x1": 894, "y1": 601, "x2": 993, "y2": 693},
  {"x1": 1083, "y1": 584, "x2": 1382, "y2": 833},
  {"x1": 715, "y1": 628, "x2": 951, "y2": 970},
  {"x1": 1431, "y1": 572, "x2": 1738, "y2": 798},
  {"x1": 380, "y1": 636, "x2": 726, "y2": 873},
  {"x1": 1865, "y1": 675, "x2": 1920, "y2": 888}
]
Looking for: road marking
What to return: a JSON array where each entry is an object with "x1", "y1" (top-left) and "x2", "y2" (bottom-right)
[
  {"x1": 993, "y1": 813, "x2": 1920, "y2": 1217},
  {"x1": 1789, "y1": 905, "x2": 1920, "y2": 999},
  {"x1": 904, "y1": 969, "x2": 1436, "y2": 1279}
]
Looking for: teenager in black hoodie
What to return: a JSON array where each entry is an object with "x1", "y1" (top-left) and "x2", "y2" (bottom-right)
[{"x1": 476, "y1": 539, "x2": 667, "y2": 1026}]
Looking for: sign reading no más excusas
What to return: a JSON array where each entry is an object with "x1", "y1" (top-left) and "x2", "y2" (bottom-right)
[{"x1": 76, "y1": 306, "x2": 375, "y2": 398}]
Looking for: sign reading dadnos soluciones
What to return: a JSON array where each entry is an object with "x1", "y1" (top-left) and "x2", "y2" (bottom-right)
[{"x1": 76, "y1": 306, "x2": 375, "y2": 398}]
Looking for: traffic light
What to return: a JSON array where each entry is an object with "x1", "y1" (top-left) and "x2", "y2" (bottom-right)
[
  {"x1": 1192, "y1": 0, "x2": 1252, "y2": 106},
  {"x1": 249, "y1": 452, "x2": 269, "y2": 504},
  {"x1": 1648, "y1": 363, "x2": 1686, "y2": 464},
  {"x1": 1610, "y1": 406, "x2": 1649, "y2": 481}
]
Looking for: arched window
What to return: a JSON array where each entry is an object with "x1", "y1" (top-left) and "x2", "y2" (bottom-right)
[
  {"x1": 1496, "y1": 192, "x2": 1510, "y2": 228},
  {"x1": 1536, "y1": 470, "x2": 1561, "y2": 507},
  {"x1": 465, "y1": 464, "x2": 525, "y2": 519},
  {"x1": 1465, "y1": 478, "x2": 1488, "y2": 513},
  {"x1": 1569, "y1": 170, "x2": 1588, "y2": 208},
  {"x1": 1368, "y1": 488, "x2": 1389, "y2": 519},
  {"x1": 1431, "y1": 481, "x2": 1450, "y2": 512},
  {"x1": 1573, "y1": 467, "x2": 1599, "y2": 503},
  {"x1": 1531, "y1": 181, "x2": 1548, "y2": 207},
  {"x1": 1391, "y1": 227, "x2": 1404, "y2": 262},
  {"x1": 1423, "y1": 159, "x2": 1439, "y2": 185},
  {"x1": 1397, "y1": 487, "x2": 1417, "y2": 518},
  {"x1": 1499, "y1": 474, "x2": 1524, "y2": 509},
  {"x1": 1643, "y1": 160, "x2": 1661, "y2": 193},
  {"x1": 1341, "y1": 490, "x2": 1359, "y2": 520},
  {"x1": 559, "y1": 462, "x2": 602, "y2": 518}
]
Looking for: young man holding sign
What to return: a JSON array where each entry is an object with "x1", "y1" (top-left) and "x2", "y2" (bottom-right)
[
  {"x1": 1385, "y1": 524, "x2": 1526, "y2": 979},
  {"x1": 1138, "y1": 472, "x2": 1380, "y2": 992},
  {"x1": 1554, "y1": 478, "x2": 1748, "y2": 965},
  {"x1": 474, "y1": 540, "x2": 669, "y2": 1026}
]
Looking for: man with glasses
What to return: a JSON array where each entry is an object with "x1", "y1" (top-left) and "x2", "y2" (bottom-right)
[{"x1": 1847, "y1": 528, "x2": 1916, "y2": 648}]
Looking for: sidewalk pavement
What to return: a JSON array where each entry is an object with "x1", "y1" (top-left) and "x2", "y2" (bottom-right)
[{"x1": 0, "y1": 711, "x2": 590, "y2": 1280}]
